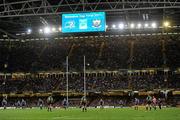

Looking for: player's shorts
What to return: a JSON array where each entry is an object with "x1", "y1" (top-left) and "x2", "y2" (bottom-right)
[
  {"x1": 48, "y1": 103, "x2": 52, "y2": 106},
  {"x1": 82, "y1": 102, "x2": 86, "y2": 106},
  {"x1": 147, "y1": 101, "x2": 151, "y2": 105},
  {"x1": 2, "y1": 103, "x2": 5, "y2": 106},
  {"x1": 153, "y1": 102, "x2": 156, "y2": 105},
  {"x1": 135, "y1": 103, "x2": 138, "y2": 105}
]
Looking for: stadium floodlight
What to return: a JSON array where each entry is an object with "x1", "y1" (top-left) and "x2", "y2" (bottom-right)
[
  {"x1": 27, "y1": 29, "x2": 32, "y2": 34},
  {"x1": 118, "y1": 23, "x2": 124, "y2": 29},
  {"x1": 52, "y1": 27, "x2": 56, "y2": 32},
  {"x1": 44, "y1": 27, "x2": 51, "y2": 34},
  {"x1": 137, "y1": 23, "x2": 142, "y2": 28},
  {"x1": 112, "y1": 24, "x2": 116, "y2": 28},
  {"x1": 39, "y1": 29, "x2": 43, "y2": 33},
  {"x1": 144, "y1": 23, "x2": 149, "y2": 28},
  {"x1": 151, "y1": 22, "x2": 157, "y2": 28},
  {"x1": 58, "y1": 27, "x2": 62, "y2": 31},
  {"x1": 130, "y1": 23, "x2": 135, "y2": 29},
  {"x1": 163, "y1": 21, "x2": 170, "y2": 27}
]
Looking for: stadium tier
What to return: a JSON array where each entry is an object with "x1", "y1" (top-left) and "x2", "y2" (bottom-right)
[{"x1": 0, "y1": 36, "x2": 179, "y2": 72}]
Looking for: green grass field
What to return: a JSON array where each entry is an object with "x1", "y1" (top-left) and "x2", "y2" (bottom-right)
[{"x1": 0, "y1": 108, "x2": 180, "y2": 120}]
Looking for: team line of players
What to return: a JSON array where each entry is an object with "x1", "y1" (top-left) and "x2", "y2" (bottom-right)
[{"x1": 1, "y1": 95, "x2": 162, "y2": 112}]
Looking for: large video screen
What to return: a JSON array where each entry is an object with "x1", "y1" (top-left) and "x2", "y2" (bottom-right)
[{"x1": 62, "y1": 12, "x2": 106, "y2": 33}]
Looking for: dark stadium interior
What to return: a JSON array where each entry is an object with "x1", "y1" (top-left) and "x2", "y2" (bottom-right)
[{"x1": 0, "y1": 0, "x2": 180, "y2": 111}]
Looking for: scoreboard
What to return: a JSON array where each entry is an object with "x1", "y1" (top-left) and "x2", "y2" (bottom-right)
[{"x1": 62, "y1": 12, "x2": 106, "y2": 33}]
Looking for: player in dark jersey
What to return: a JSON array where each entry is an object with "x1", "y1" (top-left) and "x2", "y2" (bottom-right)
[
  {"x1": 81, "y1": 96, "x2": 87, "y2": 112},
  {"x1": 146, "y1": 95, "x2": 152, "y2": 111},
  {"x1": 99, "y1": 99, "x2": 104, "y2": 109},
  {"x1": 1, "y1": 97, "x2": 7, "y2": 109},
  {"x1": 38, "y1": 98, "x2": 44, "y2": 110},
  {"x1": 47, "y1": 95, "x2": 53, "y2": 112},
  {"x1": 16, "y1": 100, "x2": 21, "y2": 108},
  {"x1": 158, "y1": 98, "x2": 162, "y2": 109},
  {"x1": 134, "y1": 98, "x2": 139, "y2": 110},
  {"x1": 62, "y1": 98, "x2": 68, "y2": 110},
  {"x1": 21, "y1": 99, "x2": 27, "y2": 109}
]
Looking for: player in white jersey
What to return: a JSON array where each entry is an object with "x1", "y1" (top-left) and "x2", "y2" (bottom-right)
[
  {"x1": 38, "y1": 98, "x2": 44, "y2": 110},
  {"x1": 80, "y1": 96, "x2": 87, "y2": 112},
  {"x1": 134, "y1": 98, "x2": 140, "y2": 110},
  {"x1": 47, "y1": 96, "x2": 53, "y2": 112},
  {"x1": 146, "y1": 95, "x2": 152, "y2": 111},
  {"x1": 1, "y1": 97, "x2": 7, "y2": 109}
]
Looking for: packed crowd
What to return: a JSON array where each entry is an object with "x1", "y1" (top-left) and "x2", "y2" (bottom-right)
[
  {"x1": 0, "y1": 36, "x2": 179, "y2": 72},
  {"x1": 0, "y1": 73, "x2": 179, "y2": 93}
]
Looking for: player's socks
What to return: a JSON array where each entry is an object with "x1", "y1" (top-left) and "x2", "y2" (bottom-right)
[{"x1": 159, "y1": 105, "x2": 161, "y2": 109}]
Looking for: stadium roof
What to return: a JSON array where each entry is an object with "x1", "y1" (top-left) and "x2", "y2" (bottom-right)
[{"x1": 0, "y1": 0, "x2": 180, "y2": 40}]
